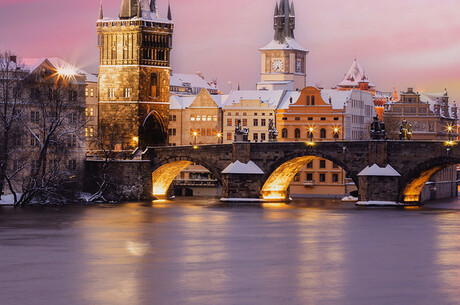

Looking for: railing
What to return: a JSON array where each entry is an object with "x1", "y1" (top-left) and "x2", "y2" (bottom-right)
[{"x1": 174, "y1": 179, "x2": 218, "y2": 187}]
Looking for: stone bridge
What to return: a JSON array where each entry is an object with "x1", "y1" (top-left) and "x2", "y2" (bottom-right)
[{"x1": 142, "y1": 141, "x2": 460, "y2": 205}]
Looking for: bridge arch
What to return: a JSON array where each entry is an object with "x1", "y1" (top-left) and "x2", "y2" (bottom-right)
[
  {"x1": 151, "y1": 156, "x2": 222, "y2": 200},
  {"x1": 399, "y1": 156, "x2": 460, "y2": 203},
  {"x1": 260, "y1": 149, "x2": 357, "y2": 200}
]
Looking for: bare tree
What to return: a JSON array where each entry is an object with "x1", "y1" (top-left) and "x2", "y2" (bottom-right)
[
  {"x1": 2, "y1": 59, "x2": 86, "y2": 206},
  {"x1": 383, "y1": 115, "x2": 401, "y2": 140},
  {"x1": 87, "y1": 112, "x2": 128, "y2": 202},
  {"x1": 0, "y1": 51, "x2": 26, "y2": 200}
]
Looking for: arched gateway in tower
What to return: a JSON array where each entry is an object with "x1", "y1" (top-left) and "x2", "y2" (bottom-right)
[{"x1": 96, "y1": 0, "x2": 173, "y2": 149}]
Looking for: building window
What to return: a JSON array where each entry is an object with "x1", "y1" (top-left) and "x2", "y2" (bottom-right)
[
  {"x1": 261, "y1": 133, "x2": 266, "y2": 141},
  {"x1": 243, "y1": 119, "x2": 247, "y2": 126},
  {"x1": 68, "y1": 134, "x2": 77, "y2": 147},
  {"x1": 253, "y1": 119, "x2": 258, "y2": 126},
  {"x1": 85, "y1": 88, "x2": 89, "y2": 97},
  {"x1": 253, "y1": 133, "x2": 258, "y2": 142},
  {"x1": 243, "y1": 112, "x2": 247, "y2": 116},
  {"x1": 282, "y1": 128, "x2": 288, "y2": 138},
  {"x1": 68, "y1": 159, "x2": 77, "y2": 171},
  {"x1": 332, "y1": 174, "x2": 339, "y2": 182},
  {"x1": 124, "y1": 88, "x2": 131, "y2": 98},
  {"x1": 109, "y1": 88, "x2": 115, "y2": 98},
  {"x1": 308, "y1": 117, "x2": 313, "y2": 121},
  {"x1": 282, "y1": 117, "x2": 287, "y2": 121},
  {"x1": 307, "y1": 96, "x2": 310, "y2": 105},
  {"x1": 311, "y1": 96, "x2": 315, "y2": 105},
  {"x1": 69, "y1": 112, "x2": 78, "y2": 124},
  {"x1": 227, "y1": 133, "x2": 232, "y2": 141},
  {"x1": 213, "y1": 115, "x2": 217, "y2": 121},
  {"x1": 227, "y1": 118, "x2": 232, "y2": 126},
  {"x1": 261, "y1": 119, "x2": 266, "y2": 126},
  {"x1": 319, "y1": 173, "x2": 326, "y2": 182},
  {"x1": 320, "y1": 128, "x2": 326, "y2": 139},
  {"x1": 90, "y1": 88, "x2": 94, "y2": 97},
  {"x1": 30, "y1": 111, "x2": 40, "y2": 123},
  {"x1": 196, "y1": 116, "x2": 201, "y2": 121},
  {"x1": 334, "y1": 117, "x2": 339, "y2": 121},
  {"x1": 333, "y1": 132, "x2": 339, "y2": 139},
  {"x1": 320, "y1": 160, "x2": 326, "y2": 168},
  {"x1": 306, "y1": 173, "x2": 313, "y2": 181},
  {"x1": 295, "y1": 117, "x2": 300, "y2": 121},
  {"x1": 307, "y1": 161, "x2": 313, "y2": 168},
  {"x1": 321, "y1": 117, "x2": 326, "y2": 121},
  {"x1": 294, "y1": 173, "x2": 300, "y2": 182},
  {"x1": 30, "y1": 134, "x2": 38, "y2": 147},
  {"x1": 295, "y1": 128, "x2": 300, "y2": 138},
  {"x1": 207, "y1": 116, "x2": 212, "y2": 121}
]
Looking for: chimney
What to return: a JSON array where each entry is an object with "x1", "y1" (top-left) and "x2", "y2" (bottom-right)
[{"x1": 9, "y1": 55, "x2": 17, "y2": 63}]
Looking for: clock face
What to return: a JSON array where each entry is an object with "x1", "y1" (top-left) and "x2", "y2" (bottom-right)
[
  {"x1": 296, "y1": 59, "x2": 302, "y2": 73},
  {"x1": 272, "y1": 60, "x2": 284, "y2": 72}
]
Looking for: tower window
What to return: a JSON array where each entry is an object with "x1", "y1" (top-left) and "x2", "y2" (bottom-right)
[
  {"x1": 151, "y1": 73, "x2": 159, "y2": 98},
  {"x1": 108, "y1": 88, "x2": 115, "y2": 98},
  {"x1": 124, "y1": 88, "x2": 131, "y2": 98}
]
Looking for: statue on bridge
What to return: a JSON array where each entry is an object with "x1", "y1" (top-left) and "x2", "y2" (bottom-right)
[
  {"x1": 268, "y1": 119, "x2": 278, "y2": 142},
  {"x1": 399, "y1": 119, "x2": 413, "y2": 140},
  {"x1": 234, "y1": 118, "x2": 250, "y2": 142},
  {"x1": 370, "y1": 116, "x2": 386, "y2": 140}
]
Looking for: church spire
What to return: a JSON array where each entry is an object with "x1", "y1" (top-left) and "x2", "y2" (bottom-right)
[
  {"x1": 167, "y1": 2, "x2": 172, "y2": 20},
  {"x1": 98, "y1": 1, "x2": 104, "y2": 20},
  {"x1": 274, "y1": 2, "x2": 279, "y2": 16},
  {"x1": 290, "y1": 1, "x2": 295, "y2": 16}
]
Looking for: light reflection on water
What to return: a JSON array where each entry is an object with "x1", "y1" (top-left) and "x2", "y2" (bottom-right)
[{"x1": 2, "y1": 198, "x2": 460, "y2": 304}]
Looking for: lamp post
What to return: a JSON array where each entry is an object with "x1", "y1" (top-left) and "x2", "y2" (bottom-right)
[
  {"x1": 192, "y1": 131, "x2": 198, "y2": 148},
  {"x1": 308, "y1": 127, "x2": 314, "y2": 143}
]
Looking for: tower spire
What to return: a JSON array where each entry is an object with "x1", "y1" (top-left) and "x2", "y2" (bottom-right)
[
  {"x1": 167, "y1": 1, "x2": 172, "y2": 20},
  {"x1": 98, "y1": 1, "x2": 104, "y2": 20},
  {"x1": 119, "y1": 0, "x2": 137, "y2": 19},
  {"x1": 137, "y1": 0, "x2": 142, "y2": 18},
  {"x1": 274, "y1": 2, "x2": 279, "y2": 16},
  {"x1": 150, "y1": 0, "x2": 156, "y2": 13},
  {"x1": 290, "y1": 1, "x2": 295, "y2": 16}
]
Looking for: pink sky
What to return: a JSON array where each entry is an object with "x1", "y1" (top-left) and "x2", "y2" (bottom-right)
[{"x1": 1, "y1": 0, "x2": 459, "y2": 101}]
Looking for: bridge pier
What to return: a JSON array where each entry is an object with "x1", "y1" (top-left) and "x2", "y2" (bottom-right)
[{"x1": 356, "y1": 164, "x2": 402, "y2": 206}]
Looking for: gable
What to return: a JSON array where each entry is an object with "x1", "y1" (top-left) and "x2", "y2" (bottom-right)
[{"x1": 189, "y1": 88, "x2": 219, "y2": 109}]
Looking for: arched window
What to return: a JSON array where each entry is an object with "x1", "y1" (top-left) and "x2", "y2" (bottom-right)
[
  {"x1": 282, "y1": 128, "x2": 288, "y2": 138},
  {"x1": 295, "y1": 128, "x2": 301, "y2": 138},
  {"x1": 306, "y1": 96, "x2": 310, "y2": 105},
  {"x1": 333, "y1": 132, "x2": 339, "y2": 139},
  {"x1": 311, "y1": 95, "x2": 315, "y2": 105},
  {"x1": 320, "y1": 128, "x2": 326, "y2": 139}
]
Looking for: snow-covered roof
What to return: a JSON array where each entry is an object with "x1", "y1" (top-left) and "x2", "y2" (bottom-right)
[
  {"x1": 358, "y1": 164, "x2": 401, "y2": 177},
  {"x1": 277, "y1": 91, "x2": 301, "y2": 109},
  {"x1": 223, "y1": 90, "x2": 285, "y2": 108},
  {"x1": 169, "y1": 95, "x2": 195, "y2": 110},
  {"x1": 338, "y1": 59, "x2": 375, "y2": 88},
  {"x1": 170, "y1": 73, "x2": 217, "y2": 91},
  {"x1": 222, "y1": 161, "x2": 264, "y2": 175},
  {"x1": 211, "y1": 95, "x2": 228, "y2": 108},
  {"x1": 84, "y1": 73, "x2": 98, "y2": 83},
  {"x1": 260, "y1": 38, "x2": 308, "y2": 52},
  {"x1": 320, "y1": 90, "x2": 353, "y2": 110}
]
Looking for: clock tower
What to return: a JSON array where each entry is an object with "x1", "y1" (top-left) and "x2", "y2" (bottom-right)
[
  {"x1": 257, "y1": 0, "x2": 308, "y2": 91},
  {"x1": 97, "y1": 0, "x2": 173, "y2": 149}
]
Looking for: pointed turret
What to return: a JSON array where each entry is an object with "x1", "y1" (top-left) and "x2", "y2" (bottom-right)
[
  {"x1": 273, "y1": 0, "x2": 295, "y2": 43},
  {"x1": 167, "y1": 2, "x2": 172, "y2": 20},
  {"x1": 290, "y1": 1, "x2": 295, "y2": 16},
  {"x1": 98, "y1": 1, "x2": 104, "y2": 20},
  {"x1": 137, "y1": 0, "x2": 142, "y2": 18},
  {"x1": 119, "y1": 0, "x2": 137, "y2": 19},
  {"x1": 150, "y1": 0, "x2": 156, "y2": 13},
  {"x1": 274, "y1": 2, "x2": 279, "y2": 16}
]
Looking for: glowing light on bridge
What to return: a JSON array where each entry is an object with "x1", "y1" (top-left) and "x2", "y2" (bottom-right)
[
  {"x1": 152, "y1": 161, "x2": 193, "y2": 199},
  {"x1": 402, "y1": 166, "x2": 446, "y2": 203},
  {"x1": 261, "y1": 156, "x2": 318, "y2": 201}
]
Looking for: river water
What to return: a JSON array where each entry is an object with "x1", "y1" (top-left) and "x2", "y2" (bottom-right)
[{"x1": 2, "y1": 197, "x2": 460, "y2": 305}]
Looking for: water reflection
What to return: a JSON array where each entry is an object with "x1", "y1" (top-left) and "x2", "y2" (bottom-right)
[{"x1": 2, "y1": 198, "x2": 460, "y2": 304}]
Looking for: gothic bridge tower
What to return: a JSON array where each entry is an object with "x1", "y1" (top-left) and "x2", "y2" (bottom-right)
[
  {"x1": 257, "y1": 0, "x2": 308, "y2": 91},
  {"x1": 97, "y1": 0, "x2": 173, "y2": 149}
]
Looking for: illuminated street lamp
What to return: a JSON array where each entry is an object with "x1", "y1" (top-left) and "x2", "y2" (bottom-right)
[
  {"x1": 308, "y1": 127, "x2": 314, "y2": 142},
  {"x1": 216, "y1": 132, "x2": 223, "y2": 144},
  {"x1": 333, "y1": 127, "x2": 340, "y2": 141},
  {"x1": 192, "y1": 130, "x2": 198, "y2": 147}
]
